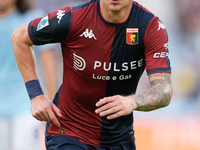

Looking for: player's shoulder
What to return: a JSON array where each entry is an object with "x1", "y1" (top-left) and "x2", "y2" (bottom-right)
[
  {"x1": 127, "y1": 1, "x2": 155, "y2": 32},
  {"x1": 132, "y1": 1, "x2": 154, "y2": 15},
  {"x1": 131, "y1": 1, "x2": 155, "y2": 22}
]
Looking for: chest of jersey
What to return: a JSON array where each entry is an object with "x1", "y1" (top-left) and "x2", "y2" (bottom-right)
[
  {"x1": 60, "y1": 1, "x2": 155, "y2": 96},
  {"x1": 64, "y1": 22, "x2": 144, "y2": 96}
]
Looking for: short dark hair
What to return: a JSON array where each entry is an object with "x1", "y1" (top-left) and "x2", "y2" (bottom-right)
[{"x1": 16, "y1": 0, "x2": 34, "y2": 14}]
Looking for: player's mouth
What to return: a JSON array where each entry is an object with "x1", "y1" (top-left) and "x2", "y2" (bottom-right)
[{"x1": 110, "y1": 0, "x2": 121, "y2": 4}]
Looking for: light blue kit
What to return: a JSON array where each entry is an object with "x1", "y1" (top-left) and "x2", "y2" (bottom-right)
[{"x1": 0, "y1": 9, "x2": 51, "y2": 118}]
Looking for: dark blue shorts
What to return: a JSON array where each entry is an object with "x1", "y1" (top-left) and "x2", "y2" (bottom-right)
[{"x1": 46, "y1": 135, "x2": 136, "y2": 150}]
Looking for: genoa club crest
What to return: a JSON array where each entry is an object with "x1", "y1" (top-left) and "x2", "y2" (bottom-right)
[{"x1": 126, "y1": 28, "x2": 139, "y2": 45}]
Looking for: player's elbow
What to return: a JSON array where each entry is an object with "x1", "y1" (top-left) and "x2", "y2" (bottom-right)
[
  {"x1": 12, "y1": 23, "x2": 31, "y2": 49},
  {"x1": 162, "y1": 85, "x2": 173, "y2": 107},
  {"x1": 12, "y1": 28, "x2": 20, "y2": 45},
  {"x1": 12, "y1": 26, "x2": 25, "y2": 49}
]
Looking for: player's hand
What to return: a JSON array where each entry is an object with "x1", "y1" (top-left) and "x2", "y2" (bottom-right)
[
  {"x1": 95, "y1": 95, "x2": 137, "y2": 120},
  {"x1": 30, "y1": 95, "x2": 62, "y2": 127}
]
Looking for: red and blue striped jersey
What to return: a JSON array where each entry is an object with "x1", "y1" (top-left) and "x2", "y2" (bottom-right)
[{"x1": 28, "y1": 0, "x2": 171, "y2": 147}]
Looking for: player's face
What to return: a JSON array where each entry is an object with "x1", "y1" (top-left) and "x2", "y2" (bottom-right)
[{"x1": 100, "y1": 0, "x2": 132, "y2": 12}]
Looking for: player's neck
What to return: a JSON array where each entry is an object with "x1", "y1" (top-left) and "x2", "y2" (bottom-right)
[{"x1": 100, "y1": 0, "x2": 132, "y2": 23}]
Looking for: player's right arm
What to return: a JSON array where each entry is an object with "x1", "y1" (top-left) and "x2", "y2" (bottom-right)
[{"x1": 12, "y1": 23, "x2": 62, "y2": 127}]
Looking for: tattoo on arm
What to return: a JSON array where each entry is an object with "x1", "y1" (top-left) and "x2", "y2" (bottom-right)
[{"x1": 135, "y1": 73, "x2": 173, "y2": 111}]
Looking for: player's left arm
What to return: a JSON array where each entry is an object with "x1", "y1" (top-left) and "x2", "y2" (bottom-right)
[
  {"x1": 134, "y1": 72, "x2": 172, "y2": 111},
  {"x1": 135, "y1": 16, "x2": 173, "y2": 111},
  {"x1": 95, "y1": 73, "x2": 172, "y2": 120},
  {"x1": 95, "y1": 17, "x2": 173, "y2": 119}
]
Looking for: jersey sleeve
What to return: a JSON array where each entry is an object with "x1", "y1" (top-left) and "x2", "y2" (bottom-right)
[
  {"x1": 144, "y1": 17, "x2": 171, "y2": 75},
  {"x1": 28, "y1": 7, "x2": 73, "y2": 45}
]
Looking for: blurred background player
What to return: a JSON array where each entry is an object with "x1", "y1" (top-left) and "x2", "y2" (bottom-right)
[{"x1": 0, "y1": 0, "x2": 58, "y2": 150}]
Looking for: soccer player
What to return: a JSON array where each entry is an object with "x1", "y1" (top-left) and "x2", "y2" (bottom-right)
[{"x1": 12, "y1": 0, "x2": 173, "y2": 149}]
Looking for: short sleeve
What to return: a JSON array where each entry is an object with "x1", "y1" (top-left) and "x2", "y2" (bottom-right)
[
  {"x1": 144, "y1": 17, "x2": 171, "y2": 75},
  {"x1": 28, "y1": 7, "x2": 73, "y2": 45}
]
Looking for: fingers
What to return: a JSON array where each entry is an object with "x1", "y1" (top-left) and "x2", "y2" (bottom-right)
[
  {"x1": 106, "y1": 111, "x2": 124, "y2": 120},
  {"x1": 52, "y1": 103, "x2": 62, "y2": 117},
  {"x1": 96, "y1": 96, "x2": 115, "y2": 107},
  {"x1": 95, "y1": 95, "x2": 134, "y2": 120},
  {"x1": 31, "y1": 97, "x2": 62, "y2": 127},
  {"x1": 95, "y1": 101, "x2": 118, "y2": 115},
  {"x1": 51, "y1": 103, "x2": 62, "y2": 127},
  {"x1": 34, "y1": 111, "x2": 50, "y2": 122},
  {"x1": 95, "y1": 96, "x2": 121, "y2": 119},
  {"x1": 32, "y1": 107, "x2": 61, "y2": 127},
  {"x1": 96, "y1": 105, "x2": 121, "y2": 120},
  {"x1": 32, "y1": 106, "x2": 50, "y2": 121},
  {"x1": 47, "y1": 104, "x2": 61, "y2": 127}
]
